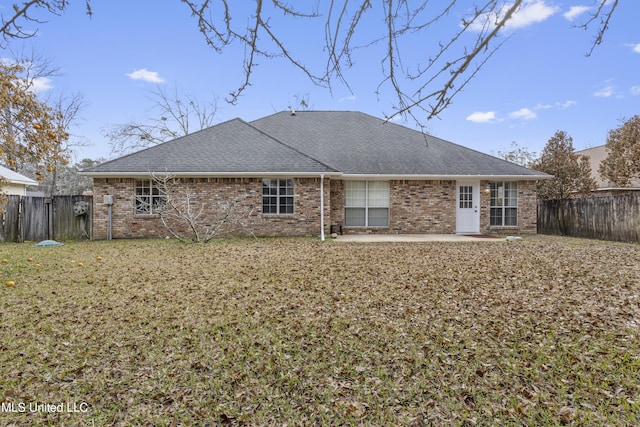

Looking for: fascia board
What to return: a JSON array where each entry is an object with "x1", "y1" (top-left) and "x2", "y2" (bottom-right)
[{"x1": 340, "y1": 174, "x2": 553, "y2": 180}]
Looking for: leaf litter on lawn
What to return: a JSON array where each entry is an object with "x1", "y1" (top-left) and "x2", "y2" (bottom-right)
[{"x1": 0, "y1": 236, "x2": 639, "y2": 426}]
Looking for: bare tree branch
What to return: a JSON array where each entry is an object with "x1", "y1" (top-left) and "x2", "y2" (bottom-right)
[
  {"x1": 575, "y1": 0, "x2": 619, "y2": 57},
  {"x1": 151, "y1": 172, "x2": 256, "y2": 242},
  {"x1": 1, "y1": 1, "x2": 623, "y2": 124},
  {"x1": 1, "y1": 1, "x2": 66, "y2": 45},
  {"x1": 105, "y1": 85, "x2": 218, "y2": 155}
]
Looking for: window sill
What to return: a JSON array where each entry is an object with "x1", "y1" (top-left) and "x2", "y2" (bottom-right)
[{"x1": 134, "y1": 214, "x2": 161, "y2": 219}]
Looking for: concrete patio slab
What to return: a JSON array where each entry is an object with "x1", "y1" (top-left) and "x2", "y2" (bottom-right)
[{"x1": 332, "y1": 234, "x2": 507, "y2": 242}]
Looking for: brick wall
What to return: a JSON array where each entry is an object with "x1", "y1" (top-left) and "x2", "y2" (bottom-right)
[
  {"x1": 329, "y1": 180, "x2": 345, "y2": 231},
  {"x1": 91, "y1": 177, "x2": 538, "y2": 239},
  {"x1": 481, "y1": 180, "x2": 538, "y2": 234},
  {"x1": 91, "y1": 177, "x2": 328, "y2": 239},
  {"x1": 329, "y1": 180, "x2": 457, "y2": 234},
  {"x1": 389, "y1": 180, "x2": 457, "y2": 233}
]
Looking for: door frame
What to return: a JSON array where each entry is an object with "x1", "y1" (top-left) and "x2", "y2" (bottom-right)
[{"x1": 455, "y1": 180, "x2": 480, "y2": 234}]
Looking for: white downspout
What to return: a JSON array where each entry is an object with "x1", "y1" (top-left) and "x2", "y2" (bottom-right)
[{"x1": 320, "y1": 174, "x2": 325, "y2": 241}]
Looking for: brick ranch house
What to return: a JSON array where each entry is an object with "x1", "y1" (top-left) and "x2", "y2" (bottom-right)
[{"x1": 81, "y1": 111, "x2": 550, "y2": 239}]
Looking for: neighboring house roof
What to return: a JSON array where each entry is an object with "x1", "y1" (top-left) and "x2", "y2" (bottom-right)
[
  {"x1": 0, "y1": 165, "x2": 37, "y2": 186},
  {"x1": 82, "y1": 111, "x2": 550, "y2": 179},
  {"x1": 577, "y1": 145, "x2": 640, "y2": 189}
]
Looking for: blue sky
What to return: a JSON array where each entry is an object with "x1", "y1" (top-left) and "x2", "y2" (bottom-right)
[{"x1": 5, "y1": 0, "x2": 639, "y2": 162}]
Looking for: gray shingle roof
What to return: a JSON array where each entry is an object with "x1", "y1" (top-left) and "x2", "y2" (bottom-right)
[
  {"x1": 84, "y1": 111, "x2": 549, "y2": 178},
  {"x1": 251, "y1": 111, "x2": 546, "y2": 177},
  {"x1": 85, "y1": 118, "x2": 337, "y2": 175}
]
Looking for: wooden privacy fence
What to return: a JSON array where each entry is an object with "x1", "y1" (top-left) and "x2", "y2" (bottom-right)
[
  {"x1": 0, "y1": 195, "x2": 92, "y2": 243},
  {"x1": 537, "y1": 193, "x2": 640, "y2": 242}
]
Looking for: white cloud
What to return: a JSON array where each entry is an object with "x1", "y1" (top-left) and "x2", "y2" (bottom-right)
[
  {"x1": 29, "y1": 77, "x2": 53, "y2": 93},
  {"x1": 626, "y1": 43, "x2": 640, "y2": 54},
  {"x1": 631, "y1": 86, "x2": 640, "y2": 96},
  {"x1": 507, "y1": 0, "x2": 559, "y2": 30},
  {"x1": 563, "y1": 5, "x2": 591, "y2": 21},
  {"x1": 509, "y1": 108, "x2": 537, "y2": 120},
  {"x1": 557, "y1": 100, "x2": 576, "y2": 109},
  {"x1": 466, "y1": 111, "x2": 497, "y2": 123},
  {"x1": 0, "y1": 58, "x2": 54, "y2": 92},
  {"x1": 594, "y1": 85, "x2": 614, "y2": 97},
  {"x1": 534, "y1": 103, "x2": 553, "y2": 110},
  {"x1": 533, "y1": 100, "x2": 576, "y2": 111},
  {"x1": 468, "y1": 1, "x2": 558, "y2": 32},
  {"x1": 126, "y1": 68, "x2": 165, "y2": 83},
  {"x1": 339, "y1": 95, "x2": 357, "y2": 102}
]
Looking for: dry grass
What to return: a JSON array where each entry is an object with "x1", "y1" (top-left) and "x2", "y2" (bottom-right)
[{"x1": 1, "y1": 236, "x2": 639, "y2": 426}]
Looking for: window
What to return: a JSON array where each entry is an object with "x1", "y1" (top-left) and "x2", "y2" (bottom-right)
[
  {"x1": 459, "y1": 185, "x2": 473, "y2": 209},
  {"x1": 134, "y1": 179, "x2": 165, "y2": 215},
  {"x1": 262, "y1": 179, "x2": 294, "y2": 214},
  {"x1": 345, "y1": 181, "x2": 389, "y2": 227},
  {"x1": 490, "y1": 182, "x2": 518, "y2": 226}
]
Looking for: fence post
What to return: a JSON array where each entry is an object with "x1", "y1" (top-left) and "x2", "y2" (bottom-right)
[
  {"x1": 45, "y1": 197, "x2": 53, "y2": 240},
  {"x1": 17, "y1": 196, "x2": 23, "y2": 243}
]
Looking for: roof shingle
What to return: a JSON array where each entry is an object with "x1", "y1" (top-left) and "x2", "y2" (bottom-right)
[{"x1": 84, "y1": 111, "x2": 549, "y2": 178}]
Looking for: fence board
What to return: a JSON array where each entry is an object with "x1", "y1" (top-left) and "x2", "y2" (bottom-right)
[
  {"x1": 1, "y1": 195, "x2": 21, "y2": 242},
  {"x1": 0, "y1": 195, "x2": 92, "y2": 243},
  {"x1": 52, "y1": 195, "x2": 93, "y2": 241},
  {"x1": 538, "y1": 193, "x2": 640, "y2": 242},
  {"x1": 22, "y1": 196, "x2": 48, "y2": 242}
]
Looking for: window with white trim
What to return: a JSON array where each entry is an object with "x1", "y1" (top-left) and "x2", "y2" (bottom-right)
[
  {"x1": 345, "y1": 181, "x2": 389, "y2": 227},
  {"x1": 262, "y1": 179, "x2": 294, "y2": 214},
  {"x1": 490, "y1": 182, "x2": 518, "y2": 226},
  {"x1": 134, "y1": 179, "x2": 166, "y2": 215}
]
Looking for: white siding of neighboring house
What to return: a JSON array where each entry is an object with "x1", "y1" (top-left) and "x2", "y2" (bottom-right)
[
  {"x1": 3, "y1": 182, "x2": 29, "y2": 196},
  {"x1": 0, "y1": 165, "x2": 38, "y2": 196}
]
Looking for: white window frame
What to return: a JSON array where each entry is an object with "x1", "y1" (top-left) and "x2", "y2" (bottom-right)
[
  {"x1": 490, "y1": 181, "x2": 518, "y2": 226},
  {"x1": 134, "y1": 179, "x2": 166, "y2": 215},
  {"x1": 262, "y1": 179, "x2": 294, "y2": 215},
  {"x1": 344, "y1": 181, "x2": 390, "y2": 227}
]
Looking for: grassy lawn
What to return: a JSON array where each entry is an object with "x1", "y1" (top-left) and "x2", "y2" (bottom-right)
[{"x1": 1, "y1": 236, "x2": 639, "y2": 426}]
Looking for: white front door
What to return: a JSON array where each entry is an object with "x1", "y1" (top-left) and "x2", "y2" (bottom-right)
[{"x1": 456, "y1": 181, "x2": 480, "y2": 234}]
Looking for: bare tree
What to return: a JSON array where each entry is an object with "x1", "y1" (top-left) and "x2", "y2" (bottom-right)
[
  {"x1": 0, "y1": 1, "x2": 622, "y2": 122},
  {"x1": 149, "y1": 172, "x2": 256, "y2": 243},
  {"x1": 41, "y1": 91, "x2": 87, "y2": 195},
  {"x1": 104, "y1": 85, "x2": 218, "y2": 155},
  {"x1": 496, "y1": 141, "x2": 537, "y2": 168}
]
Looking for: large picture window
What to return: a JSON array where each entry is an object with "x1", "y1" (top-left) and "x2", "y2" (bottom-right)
[
  {"x1": 345, "y1": 181, "x2": 389, "y2": 227},
  {"x1": 262, "y1": 179, "x2": 294, "y2": 214},
  {"x1": 490, "y1": 182, "x2": 518, "y2": 226},
  {"x1": 134, "y1": 179, "x2": 166, "y2": 215}
]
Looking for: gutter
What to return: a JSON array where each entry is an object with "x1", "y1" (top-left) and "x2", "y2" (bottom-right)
[
  {"x1": 339, "y1": 174, "x2": 553, "y2": 180},
  {"x1": 80, "y1": 171, "x2": 551, "y2": 180}
]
